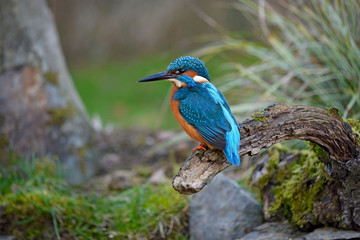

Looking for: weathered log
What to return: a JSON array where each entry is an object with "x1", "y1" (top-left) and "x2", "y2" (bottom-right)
[
  {"x1": 172, "y1": 103, "x2": 360, "y2": 229},
  {"x1": 173, "y1": 104, "x2": 359, "y2": 193}
]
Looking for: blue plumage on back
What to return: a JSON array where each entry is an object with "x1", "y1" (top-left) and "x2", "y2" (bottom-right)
[{"x1": 173, "y1": 82, "x2": 241, "y2": 165}]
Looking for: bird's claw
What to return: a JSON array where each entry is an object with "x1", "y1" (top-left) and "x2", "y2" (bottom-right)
[{"x1": 192, "y1": 144, "x2": 207, "y2": 152}]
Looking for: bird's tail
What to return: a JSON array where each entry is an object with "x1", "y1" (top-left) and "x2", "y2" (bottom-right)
[{"x1": 224, "y1": 148, "x2": 240, "y2": 166}]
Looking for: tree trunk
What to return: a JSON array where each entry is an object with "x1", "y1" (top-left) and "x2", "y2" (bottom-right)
[
  {"x1": 0, "y1": 0, "x2": 98, "y2": 182},
  {"x1": 173, "y1": 104, "x2": 360, "y2": 229}
]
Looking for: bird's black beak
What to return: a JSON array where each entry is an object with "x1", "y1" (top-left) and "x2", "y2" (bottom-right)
[{"x1": 138, "y1": 71, "x2": 176, "y2": 82}]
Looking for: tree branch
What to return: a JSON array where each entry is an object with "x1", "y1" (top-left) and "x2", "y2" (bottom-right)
[{"x1": 172, "y1": 104, "x2": 359, "y2": 195}]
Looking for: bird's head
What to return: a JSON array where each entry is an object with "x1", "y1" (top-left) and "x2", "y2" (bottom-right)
[{"x1": 138, "y1": 56, "x2": 210, "y2": 88}]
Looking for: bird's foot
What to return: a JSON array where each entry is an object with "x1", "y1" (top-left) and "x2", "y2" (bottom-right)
[{"x1": 192, "y1": 144, "x2": 207, "y2": 152}]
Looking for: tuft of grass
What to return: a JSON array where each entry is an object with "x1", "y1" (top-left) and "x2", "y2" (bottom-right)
[
  {"x1": 0, "y1": 158, "x2": 189, "y2": 239},
  {"x1": 196, "y1": 0, "x2": 360, "y2": 120}
]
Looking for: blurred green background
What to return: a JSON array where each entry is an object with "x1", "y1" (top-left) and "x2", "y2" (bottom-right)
[
  {"x1": 71, "y1": 56, "x2": 177, "y2": 129},
  {"x1": 50, "y1": 0, "x2": 359, "y2": 132},
  {"x1": 50, "y1": 0, "x2": 255, "y2": 130}
]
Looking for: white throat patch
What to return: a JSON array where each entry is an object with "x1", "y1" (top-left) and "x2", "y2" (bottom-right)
[
  {"x1": 193, "y1": 75, "x2": 209, "y2": 83},
  {"x1": 167, "y1": 78, "x2": 183, "y2": 88}
]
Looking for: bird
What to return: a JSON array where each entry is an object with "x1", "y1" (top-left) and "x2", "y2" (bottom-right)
[{"x1": 138, "y1": 56, "x2": 241, "y2": 165}]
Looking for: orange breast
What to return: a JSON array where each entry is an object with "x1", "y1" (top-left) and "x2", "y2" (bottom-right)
[{"x1": 170, "y1": 85, "x2": 214, "y2": 148}]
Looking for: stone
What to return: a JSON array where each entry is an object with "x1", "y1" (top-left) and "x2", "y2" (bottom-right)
[
  {"x1": 0, "y1": 237, "x2": 16, "y2": 240},
  {"x1": 189, "y1": 173, "x2": 263, "y2": 240},
  {"x1": 148, "y1": 168, "x2": 167, "y2": 184},
  {"x1": 107, "y1": 170, "x2": 139, "y2": 190},
  {"x1": 100, "y1": 153, "x2": 122, "y2": 172},
  {"x1": 237, "y1": 221, "x2": 305, "y2": 240},
  {"x1": 238, "y1": 221, "x2": 360, "y2": 240},
  {"x1": 304, "y1": 227, "x2": 360, "y2": 240}
]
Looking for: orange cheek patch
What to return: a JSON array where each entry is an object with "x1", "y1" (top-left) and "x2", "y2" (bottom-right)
[{"x1": 183, "y1": 70, "x2": 197, "y2": 78}]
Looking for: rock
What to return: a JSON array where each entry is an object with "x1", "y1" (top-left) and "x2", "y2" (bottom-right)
[
  {"x1": 238, "y1": 221, "x2": 360, "y2": 240},
  {"x1": 148, "y1": 168, "x2": 167, "y2": 184},
  {"x1": 237, "y1": 221, "x2": 305, "y2": 240},
  {"x1": 189, "y1": 173, "x2": 263, "y2": 240},
  {"x1": 0, "y1": 237, "x2": 16, "y2": 240},
  {"x1": 304, "y1": 227, "x2": 360, "y2": 240},
  {"x1": 100, "y1": 153, "x2": 122, "y2": 172},
  {"x1": 107, "y1": 170, "x2": 140, "y2": 190}
]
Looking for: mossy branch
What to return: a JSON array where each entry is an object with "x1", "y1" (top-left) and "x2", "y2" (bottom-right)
[{"x1": 172, "y1": 104, "x2": 359, "y2": 195}]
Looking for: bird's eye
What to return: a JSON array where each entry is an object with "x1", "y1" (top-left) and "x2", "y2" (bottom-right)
[{"x1": 175, "y1": 68, "x2": 186, "y2": 75}]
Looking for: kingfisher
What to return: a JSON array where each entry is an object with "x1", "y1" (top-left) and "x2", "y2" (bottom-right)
[{"x1": 138, "y1": 56, "x2": 241, "y2": 165}]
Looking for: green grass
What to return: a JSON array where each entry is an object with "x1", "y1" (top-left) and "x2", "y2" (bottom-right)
[{"x1": 0, "y1": 158, "x2": 189, "y2": 239}]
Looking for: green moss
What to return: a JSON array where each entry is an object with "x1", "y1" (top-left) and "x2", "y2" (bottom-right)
[
  {"x1": 326, "y1": 107, "x2": 342, "y2": 120},
  {"x1": 0, "y1": 134, "x2": 9, "y2": 159},
  {"x1": 0, "y1": 115, "x2": 9, "y2": 159},
  {"x1": 251, "y1": 111, "x2": 268, "y2": 122},
  {"x1": 307, "y1": 141, "x2": 329, "y2": 162},
  {"x1": 2, "y1": 190, "x2": 103, "y2": 239},
  {"x1": 345, "y1": 118, "x2": 360, "y2": 143},
  {"x1": 77, "y1": 146, "x2": 87, "y2": 175},
  {"x1": 250, "y1": 144, "x2": 333, "y2": 228},
  {"x1": 0, "y1": 134, "x2": 8, "y2": 147},
  {"x1": 0, "y1": 158, "x2": 189, "y2": 239},
  {"x1": 249, "y1": 146, "x2": 280, "y2": 192},
  {"x1": 47, "y1": 103, "x2": 76, "y2": 125},
  {"x1": 44, "y1": 72, "x2": 59, "y2": 85},
  {"x1": 270, "y1": 149, "x2": 330, "y2": 227}
]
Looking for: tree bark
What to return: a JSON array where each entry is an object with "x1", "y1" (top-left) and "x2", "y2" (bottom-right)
[
  {"x1": 172, "y1": 104, "x2": 360, "y2": 229},
  {"x1": 0, "y1": 0, "x2": 98, "y2": 182}
]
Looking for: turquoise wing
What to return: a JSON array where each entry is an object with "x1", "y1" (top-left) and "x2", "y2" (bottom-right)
[{"x1": 176, "y1": 83, "x2": 241, "y2": 165}]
